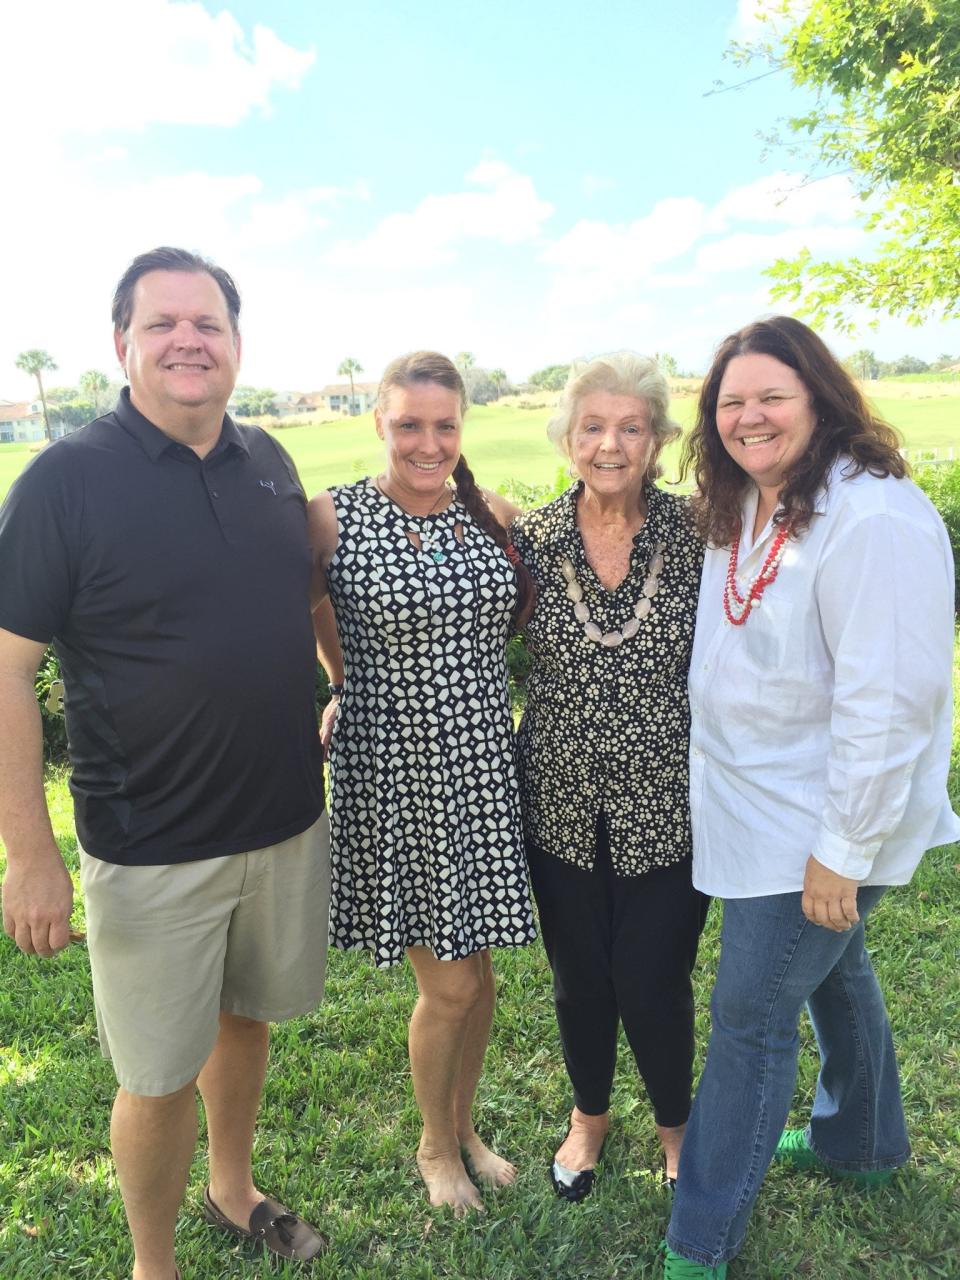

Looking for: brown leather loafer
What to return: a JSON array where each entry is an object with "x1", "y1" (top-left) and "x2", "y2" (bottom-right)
[{"x1": 203, "y1": 1186, "x2": 328, "y2": 1262}]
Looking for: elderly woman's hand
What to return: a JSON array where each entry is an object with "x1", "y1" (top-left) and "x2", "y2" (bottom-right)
[{"x1": 801, "y1": 856, "x2": 861, "y2": 932}]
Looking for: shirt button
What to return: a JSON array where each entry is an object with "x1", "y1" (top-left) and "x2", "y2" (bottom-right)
[{"x1": 211, "y1": 490, "x2": 220, "y2": 499}]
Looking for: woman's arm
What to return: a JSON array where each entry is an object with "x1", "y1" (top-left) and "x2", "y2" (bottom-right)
[
  {"x1": 312, "y1": 595, "x2": 344, "y2": 754},
  {"x1": 307, "y1": 492, "x2": 344, "y2": 751},
  {"x1": 482, "y1": 488, "x2": 521, "y2": 529},
  {"x1": 807, "y1": 507, "x2": 954, "y2": 922}
]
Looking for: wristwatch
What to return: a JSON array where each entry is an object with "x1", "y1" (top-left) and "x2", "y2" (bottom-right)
[{"x1": 327, "y1": 682, "x2": 344, "y2": 697}]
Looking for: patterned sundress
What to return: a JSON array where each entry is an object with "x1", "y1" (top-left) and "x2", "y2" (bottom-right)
[{"x1": 326, "y1": 479, "x2": 536, "y2": 967}]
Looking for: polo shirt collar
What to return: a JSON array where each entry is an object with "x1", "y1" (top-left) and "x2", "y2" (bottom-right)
[{"x1": 114, "y1": 387, "x2": 249, "y2": 460}]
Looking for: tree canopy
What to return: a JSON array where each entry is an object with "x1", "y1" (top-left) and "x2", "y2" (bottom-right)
[
  {"x1": 15, "y1": 348, "x2": 57, "y2": 442},
  {"x1": 744, "y1": 0, "x2": 960, "y2": 329},
  {"x1": 337, "y1": 358, "x2": 364, "y2": 415},
  {"x1": 79, "y1": 370, "x2": 111, "y2": 415},
  {"x1": 232, "y1": 386, "x2": 278, "y2": 418},
  {"x1": 528, "y1": 363, "x2": 570, "y2": 391}
]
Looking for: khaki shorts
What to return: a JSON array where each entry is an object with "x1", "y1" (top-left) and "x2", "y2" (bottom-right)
[{"x1": 79, "y1": 815, "x2": 330, "y2": 1097}]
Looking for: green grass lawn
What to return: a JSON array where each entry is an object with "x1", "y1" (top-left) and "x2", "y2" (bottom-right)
[
  {"x1": 2, "y1": 387, "x2": 959, "y2": 502},
  {"x1": 2, "y1": 390, "x2": 960, "y2": 1276},
  {"x1": 2, "y1": 767, "x2": 959, "y2": 1277}
]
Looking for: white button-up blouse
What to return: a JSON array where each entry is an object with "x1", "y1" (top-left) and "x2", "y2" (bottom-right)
[{"x1": 688, "y1": 457, "x2": 960, "y2": 897}]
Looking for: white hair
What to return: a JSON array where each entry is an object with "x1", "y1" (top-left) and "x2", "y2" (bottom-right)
[{"x1": 547, "y1": 351, "x2": 681, "y2": 481}]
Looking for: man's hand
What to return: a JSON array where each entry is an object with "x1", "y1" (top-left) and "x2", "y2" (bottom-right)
[
  {"x1": 802, "y1": 855, "x2": 860, "y2": 932},
  {"x1": 1, "y1": 849, "x2": 74, "y2": 957}
]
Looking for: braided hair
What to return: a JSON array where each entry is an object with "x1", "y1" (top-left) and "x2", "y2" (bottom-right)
[
  {"x1": 451, "y1": 455, "x2": 536, "y2": 628},
  {"x1": 378, "y1": 351, "x2": 535, "y2": 628}
]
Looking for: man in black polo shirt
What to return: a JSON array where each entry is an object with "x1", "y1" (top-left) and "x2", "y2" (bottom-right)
[{"x1": 0, "y1": 247, "x2": 329, "y2": 1278}]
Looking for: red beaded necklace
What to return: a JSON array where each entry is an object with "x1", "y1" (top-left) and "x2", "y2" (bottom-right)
[{"x1": 723, "y1": 523, "x2": 791, "y2": 626}]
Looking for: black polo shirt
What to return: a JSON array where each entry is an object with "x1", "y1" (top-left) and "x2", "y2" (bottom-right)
[{"x1": 0, "y1": 390, "x2": 324, "y2": 865}]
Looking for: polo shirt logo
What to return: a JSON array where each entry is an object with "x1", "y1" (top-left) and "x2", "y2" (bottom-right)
[{"x1": 259, "y1": 479, "x2": 277, "y2": 495}]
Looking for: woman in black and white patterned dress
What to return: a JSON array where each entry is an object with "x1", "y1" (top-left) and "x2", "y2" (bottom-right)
[
  {"x1": 510, "y1": 353, "x2": 709, "y2": 1201},
  {"x1": 308, "y1": 352, "x2": 536, "y2": 1215}
]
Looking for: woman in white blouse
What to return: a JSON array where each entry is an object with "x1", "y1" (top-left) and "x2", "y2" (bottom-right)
[{"x1": 660, "y1": 317, "x2": 960, "y2": 1280}]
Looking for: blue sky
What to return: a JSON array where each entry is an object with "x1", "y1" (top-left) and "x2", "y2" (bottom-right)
[{"x1": 4, "y1": 0, "x2": 959, "y2": 397}]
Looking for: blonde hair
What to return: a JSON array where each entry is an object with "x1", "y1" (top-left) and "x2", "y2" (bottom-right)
[
  {"x1": 375, "y1": 350, "x2": 535, "y2": 627},
  {"x1": 377, "y1": 350, "x2": 467, "y2": 414},
  {"x1": 547, "y1": 351, "x2": 680, "y2": 482}
]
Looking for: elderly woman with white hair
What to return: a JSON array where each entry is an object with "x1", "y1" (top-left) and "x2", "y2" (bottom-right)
[{"x1": 510, "y1": 352, "x2": 708, "y2": 1200}]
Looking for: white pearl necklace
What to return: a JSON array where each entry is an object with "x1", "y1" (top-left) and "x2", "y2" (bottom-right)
[{"x1": 561, "y1": 541, "x2": 666, "y2": 646}]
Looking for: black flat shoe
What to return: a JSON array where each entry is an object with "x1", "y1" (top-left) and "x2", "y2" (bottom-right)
[
  {"x1": 551, "y1": 1160, "x2": 597, "y2": 1202},
  {"x1": 550, "y1": 1133, "x2": 607, "y2": 1203}
]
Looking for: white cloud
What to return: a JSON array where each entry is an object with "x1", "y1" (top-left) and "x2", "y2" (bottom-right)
[
  {"x1": 538, "y1": 168, "x2": 869, "y2": 317},
  {"x1": 237, "y1": 274, "x2": 478, "y2": 389},
  {"x1": 708, "y1": 171, "x2": 862, "y2": 230},
  {"x1": 0, "y1": 168, "x2": 370, "y2": 397},
  {"x1": 541, "y1": 198, "x2": 707, "y2": 275},
  {"x1": 695, "y1": 224, "x2": 865, "y2": 273},
  {"x1": 539, "y1": 198, "x2": 708, "y2": 311},
  {"x1": 0, "y1": 1, "x2": 314, "y2": 138},
  {"x1": 325, "y1": 162, "x2": 554, "y2": 271}
]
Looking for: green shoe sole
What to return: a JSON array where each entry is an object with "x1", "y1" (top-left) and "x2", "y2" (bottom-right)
[
  {"x1": 775, "y1": 1129, "x2": 895, "y2": 1186},
  {"x1": 661, "y1": 1243, "x2": 728, "y2": 1277}
]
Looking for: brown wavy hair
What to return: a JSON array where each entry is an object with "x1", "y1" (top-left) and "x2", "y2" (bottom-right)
[
  {"x1": 378, "y1": 351, "x2": 535, "y2": 627},
  {"x1": 682, "y1": 316, "x2": 907, "y2": 546}
]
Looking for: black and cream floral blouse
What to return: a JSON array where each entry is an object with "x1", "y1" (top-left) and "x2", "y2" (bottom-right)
[{"x1": 511, "y1": 481, "x2": 703, "y2": 877}]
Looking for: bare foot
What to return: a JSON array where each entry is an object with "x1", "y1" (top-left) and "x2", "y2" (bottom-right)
[
  {"x1": 416, "y1": 1144, "x2": 485, "y2": 1216},
  {"x1": 656, "y1": 1121, "x2": 686, "y2": 1183},
  {"x1": 205, "y1": 1181, "x2": 263, "y2": 1232},
  {"x1": 555, "y1": 1107, "x2": 609, "y2": 1171},
  {"x1": 460, "y1": 1131, "x2": 517, "y2": 1186}
]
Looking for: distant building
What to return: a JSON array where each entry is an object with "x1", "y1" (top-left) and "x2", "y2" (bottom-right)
[
  {"x1": 263, "y1": 385, "x2": 378, "y2": 418},
  {"x1": 0, "y1": 400, "x2": 45, "y2": 443},
  {"x1": 316, "y1": 382, "x2": 379, "y2": 415},
  {"x1": 0, "y1": 399, "x2": 86, "y2": 443}
]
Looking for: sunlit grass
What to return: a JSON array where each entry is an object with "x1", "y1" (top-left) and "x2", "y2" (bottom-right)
[
  {"x1": 3, "y1": 381, "x2": 960, "y2": 503},
  {"x1": 2, "y1": 755, "x2": 959, "y2": 1276}
]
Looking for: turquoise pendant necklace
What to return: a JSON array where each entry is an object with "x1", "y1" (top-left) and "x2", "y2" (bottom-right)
[{"x1": 419, "y1": 525, "x2": 448, "y2": 563}]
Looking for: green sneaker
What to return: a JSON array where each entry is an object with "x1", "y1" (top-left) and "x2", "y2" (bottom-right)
[
  {"x1": 661, "y1": 1244, "x2": 728, "y2": 1278},
  {"x1": 774, "y1": 1129, "x2": 894, "y2": 1186}
]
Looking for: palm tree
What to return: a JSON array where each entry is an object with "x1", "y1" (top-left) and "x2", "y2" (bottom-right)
[
  {"x1": 337, "y1": 358, "x2": 364, "y2": 416},
  {"x1": 489, "y1": 368, "x2": 507, "y2": 399},
  {"x1": 79, "y1": 369, "x2": 111, "y2": 416},
  {"x1": 454, "y1": 351, "x2": 476, "y2": 373},
  {"x1": 15, "y1": 349, "x2": 57, "y2": 442}
]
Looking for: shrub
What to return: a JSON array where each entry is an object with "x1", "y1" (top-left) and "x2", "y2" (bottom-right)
[
  {"x1": 35, "y1": 648, "x2": 68, "y2": 761},
  {"x1": 915, "y1": 461, "x2": 960, "y2": 612},
  {"x1": 497, "y1": 468, "x2": 570, "y2": 511}
]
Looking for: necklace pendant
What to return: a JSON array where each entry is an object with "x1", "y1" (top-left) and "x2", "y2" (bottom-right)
[{"x1": 431, "y1": 549, "x2": 446, "y2": 563}]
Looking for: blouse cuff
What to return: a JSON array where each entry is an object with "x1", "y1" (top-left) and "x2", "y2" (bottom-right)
[{"x1": 811, "y1": 826, "x2": 881, "y2": 882}]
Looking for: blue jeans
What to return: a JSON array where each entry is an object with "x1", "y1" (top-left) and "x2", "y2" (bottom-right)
[{"x1": 667, "y1": 887, "x2": 909, "y2": 1267}]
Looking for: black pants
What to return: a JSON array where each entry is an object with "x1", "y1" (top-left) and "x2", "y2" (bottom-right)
[{"x1": 529, "y1": 819, "x2": 709, "y2": 1128}]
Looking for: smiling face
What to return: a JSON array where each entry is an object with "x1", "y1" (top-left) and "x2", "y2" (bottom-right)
[
  {"x1": 569, "y1": 391, "x2": 655, "y2": 499},
  {"x1": 114, "y1": 269, "x2": 241, "y2": 428},
  {"x1": 715, "y1": 352, "x2": 818, "y2": 498},
  {"x1": 376, "y1": 380, "x2": 463, "y2": 505}
]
